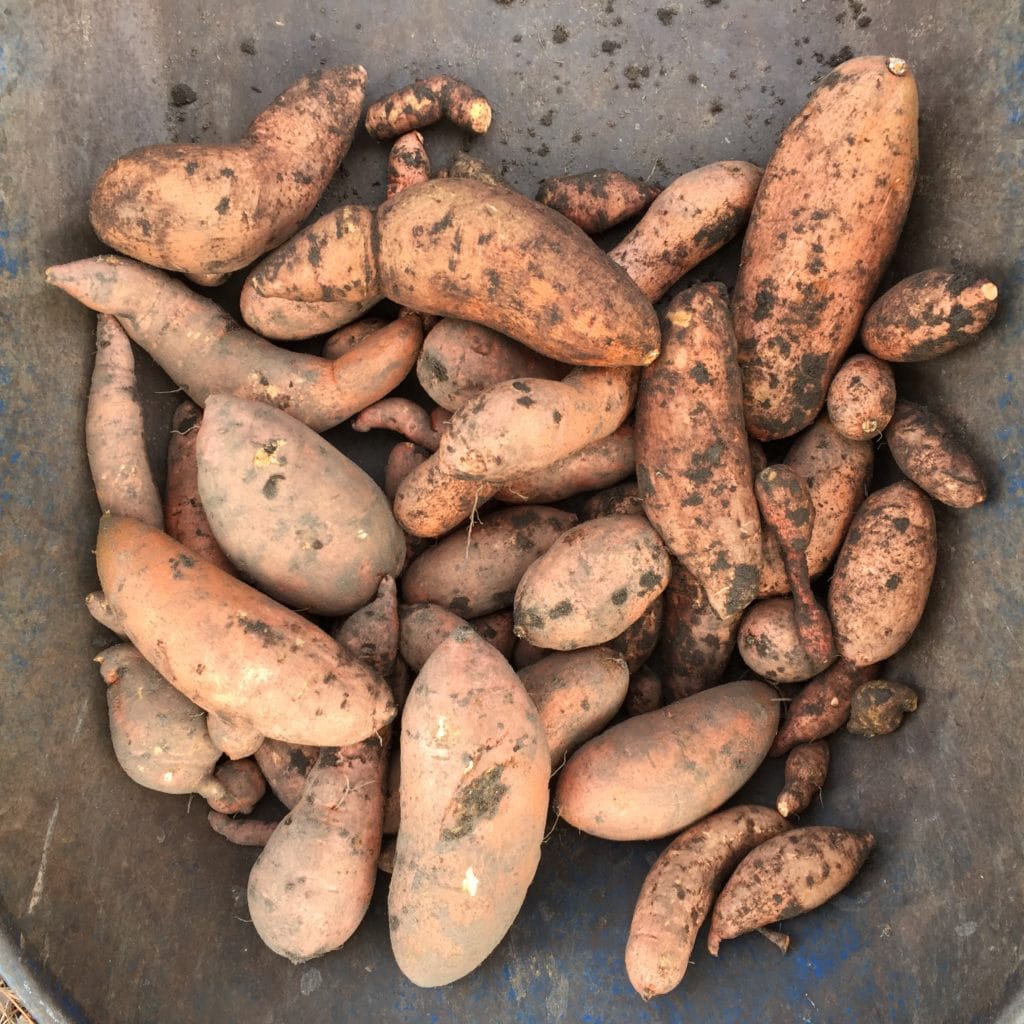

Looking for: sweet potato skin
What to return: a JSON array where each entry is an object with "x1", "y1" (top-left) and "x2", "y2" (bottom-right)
[
  {"x1": 239, "y1": 279, "x2": 376, "y2": 342},
  {"x1": 96, "y1": 514, "x2": 395, "y2": 746},
  {"x1": 334, "y1": 576, "x2": 400, "y2": 678},
  {"x1": 389, "y1": 629, "x2": 550, "y2": 987},
  {"x1": 514, "y1": 515, "x2": 671, "y2": 651},
  {"x1": 829, "y1": 481, "x2": 936, "y2": 666},
  {"x1": 365, "y1": 76, "x2": 492, "y2": 139},
  {"x1": 469, "y1": 611, "x2": 516, "y2": 660},
  {"x1": 206, "y1": 711, "x2": 263, "y2": 760},
  {"x1": 625, "y1": 665, "x2": 663, "y2": 717},
  {"x1": 580, "y1": 481, "x2": 644, "y2": 519},
  {"x1": 608, "y1": 593, "x2": 664, "y2": 673},
  {"x1": 776, "y1": 741, "x2": 830, "y2": 817},
  {"x1": 636, "y1": 283, "x2": 762, "y2": 619},
  {"x1": 393, "y1": 452, "x2": 498, "y2": 539},
  {"x1": 555, "y1": 680, "x2": 779, "y2": 840},
  {"x1": 197, "y1": 395, "x2": 405, "y2": 616},
  {"x1": 738, "y1": 596, "x2": 833, "y2": 683},
  {"x1": 537, "y1": 169, "x2": 661, "y2": 234},
  {"x1": 254, "y1": 739, "x2": 319, "y2": 810},
  {"x1": 399, "y1": 603, "x2": 513, "y2": 670},
  {"x1": 734, "y1": 56, "x2": 919, "y2": 441},
  {"x1": 826, "y1": 354, "x2": 897, "y2": 441}
]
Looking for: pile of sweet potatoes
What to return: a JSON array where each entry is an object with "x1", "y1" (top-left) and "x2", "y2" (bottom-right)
[{"x1": 54, "y1": 55, "x2": 997, "y2": 996}]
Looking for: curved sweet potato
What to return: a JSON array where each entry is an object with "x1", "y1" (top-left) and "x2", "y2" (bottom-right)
[
  {"x1": 196, "y1": 395, "x2": 404, "y2": 615},
  {"x1": 96, "y1": 514, "x2": 395, "y2": 746},
  {"x1": 239, "y1": 279, "x2": 377, "y2": 342},
  {"x1": 829, "y1": 481, "x2": 936, "y2": 666},
  {"x1": 389, "y1": 628, "x2": 549, "y2": 987},
  {"x1": 734, "y1": 56, "x2": 918, "y2": 440},
  {"x1": 393, "y1": 452, "x2": 499, "y2": 538},
  {"x1": 738, "y1": 596, "x2": 832, "y2": 683},
  {"x1": 609, "y1": 161, "x2": 762, "y2": 301},
  {"x1": 776, "y1": 741, "x2": 830, "y2": 817},
  {"x1": 555, "y1": 679, "x2": 779, "y2": 840},
  {"x1": 826, "y1": 354, "x2": 896, "y2": 441},
  {"x1": 254, "y1": 739, "x2": 319, "y2": 810},
  {"x1": 352, "y1": 398, "x2": 440, "y2": 450},
  {"x1": 636, "y1": 283, "x2": 762, "y2": 618},
  {"x1": 365, "y1": 76, "x2": 492, "y2": 139},
  {"x1": 90, "y1": 67, "x2": 367, "y2": 282},
  {"x1": 536, "y1": 169, "x2": 661, "y2": 234},
  {"x1": 208, "y1": 812, "x2": 278, "y2": 847},
  {"x1": 321, "y1": 317, "x2": 390, "y2": 358},
  {"x1": 514, "y1": 515, "x2": 671, "y2": 651}
]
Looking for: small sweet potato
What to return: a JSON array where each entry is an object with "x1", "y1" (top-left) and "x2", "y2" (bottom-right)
[
  {"x1": 402, "y1": 506, "x2": 576, "y2": 618},
  {"x1": 625, "y1": 665, "x2": 663, "y2": 717},
  {"x1": 514, "y1": 515, "x2": 671, "y2": 651},
  {"x1": 334, "y1": 576, "x2": 400, "y2": 678},
  {"x1": 389, "y1": 628, "x2": 549, "y2": 987},
  {"x1": 399, "y1": 603, "x2": 511, "y2": 670},
  {"x1": 826, "y1": 354, "x2": 897, "y2": 440},
  {"x1": 447, "y1": 152, "x2": 505, "y2": 185},
  {"x1": 829, "y1": 481, "x2": 936, "y2": 666},
  {"x1": 254, "y1": 739, "x2": 319, "y2": 810},
  {"x1": 206, "y1": 711, "x2": 264, "y2": 760},
  {"x1": 512, "y1": 637, "x2": 550, "y2": 670},
  {"x1": 625, "y1": 805, "x2": 791, "y2": 998},
  {"x1": 861, "y1": 268, "x2": 999, "y2": 362},
  {"x1": 739, "y1": 597, "x2": 834, "y2": 683},
  {"x1": 536, "y1": 169, "x2": 661, "y2": 234},
  {"x1": 468, "y1": 611, "x2": 516, "y2": 659},
  {"x1": 608, "y1": 593, "x2": 663, "y2": 673},
  {"x1": 885, "y1": 401, "x2": 986, "y2": 508},
  {"x1": 707, "y1": 827, "x2": 875, "y2": 954},
  {"x1": 518, "y1": 648, "x2": 629, "y2": 769},
  {"x1": 555, "y1": 679, "x2": 778, "y2": 841},
  {"x1": 393, "y1": 452, "x2": 499, "y2": 539},
  {"x1": 847, "y1": 679, "x2": 918, "y2": 736},
  {"x1": 387, "y1": 131, "x2": 431, "y2": 197},
  {"x1": 211, "y1": 757, "x2": 266, "y2": 815},
  {"x1": 385, "y1": 442, "x2": 431, "y2": 501},
  {"x1": 239, "y1": 281, "x2": 377, "y2": 342},
  {"x1": 352, "y1": 398, "x2": 440, "y2": 451},
  {"x1": 208, "y1": 812, "x2": 278, "y2": 848},
  {"x1": 776, "y1": 741, "x2": 830, "y2": 817},
  {"x1": 365, "y1": 76, "x2": 492, "y2": 139}
]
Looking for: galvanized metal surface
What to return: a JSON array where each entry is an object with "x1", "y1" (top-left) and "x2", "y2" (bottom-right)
[{"x1": 0, "y1": 1, "x2": 1021, "y2": 1021}]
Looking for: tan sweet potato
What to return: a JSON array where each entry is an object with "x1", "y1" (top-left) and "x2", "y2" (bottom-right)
[
  {"x1": 514, "y1": 515, "x2": 671, "y2": 651},
  {"x1": 402, "y1": 506, "x2": 576, "y2": 618},
  {"x1": 580, "y1": 481, "x2": 644, "y2": 519},
  {"x1": 536, "y1": 169, "x2": 661, "y2": 234},
  {"x1": 208, "y1": 812, "x2": 278, "y2": 847},
  {"x1": 206, "y1": 711, "x2": 264, "y2": 760},
  {"x1": 885, "y1": 401, "x2": 986, "y2": 508},
  {"x1": 211, "y1": 757, "x2": 266, "y2": 815},
  {"x1": 636, "y1": 283, "x2": 762, "y2": 618},
  {"x1": 776, "y1": 741, "x2": 830, "y2": 817},
  {"x1": 254, "y1": 739, "x2": 319, "y2": 810},
  {"x1": 829, "y1": 481, "x2": 936, "y2": 666},
  {"x1": 555, "y1": 679, "x2": 778, "y2": 840},
  {"x1": 196, "y1": 395, "x2": 404, "y2": 615},
  {"x1": 734, "y1": 56, "x2": 918, "y2": 440},
  {"x1": 239, "y1": 280, "x2": 378, "y2": 343},
  {"x1": 387, "y1": 131, "x2": 431, "y2": 197},
  {"x1": 389, "y1": 628, "x2": 549, "y2": 987},
  {"x1": 393, "y1": 452, "x2": 499, "y2": 539},
  {"x1": 609, "y1": 161, "x2": 762, "y2": 301},
  {"x1": 625, "y1": 806, "x2": 791, "y2": 998},
  {"x1": 608, "y1": 593, "x2": 664, "y2": 673},
  {"x1": 365, "y1": 76, "x2": 492, "y2": 139},
  {"x1": 321, "y1": 317, "x2": 390, "y2": 359},
  {"x1": 625, "y1": 665, "x2": 663, "y2": 717},
  {"x1": 518, "y1": 648, "x2": 629, "y2": 769},
  {"x1": 707, "y1": 827, "x2": 875, "y2": 954},
  {"x1": 86, "y1": 591, "x2": 127, "y2": 636},
  {"x1": 399, "y1": 603, "x2": 511, "y2": 670},
  {"x1": 334, "y1": 576, "x2": 400, "y2": 678},
  {"x1": 385, "y1": 441, "x2": 431, "y2": 501},
  {"x1": 847, "y1": 679, "x2": 918, "y2": 736},
  {"x1": 739, "y1": 596, "x2": 833, "y2": 683},
  {"x1": 86, "y1": 315, "x2": 163, "y2": 528},
  {"x1": 96, "y1": 514, "x2": 395, "y2": 746},
  {"x1": 352, "y1": 398, "x2": 440, "y2": 450},
  {"x1": 862, "y1": 268, "x2": 999, "y2": 362},
  {"x1": 90, "y1": 67, "x2": 367, "y2": 283},
  {"x1": 826, "y1": 354, "x2": 897, "y2": 440},
  {"x1": 468, "y1": 611, "x2": 516, "y2": 660},
  {"x1": 447, "y1": 152, "x2": 505, "y2": 184}
]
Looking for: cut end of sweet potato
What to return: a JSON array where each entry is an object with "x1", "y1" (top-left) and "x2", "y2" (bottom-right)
[
  {"x1": 886, "y1": 56, "x2": 909, "y2": 76},
  {"x1": 981, "y1": 281, "x2": 999, "y2": 301}
]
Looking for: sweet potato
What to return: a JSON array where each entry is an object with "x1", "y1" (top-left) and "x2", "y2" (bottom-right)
[
  {"x1": 468, "y1": 611, "x2": 516, "y2": 660},
  {"x1": 748, "y1": 439, "x2": 768, "y2": 476},
  {"x1": 608, "y1": 593, "x2": 663, "y2": 673},
  {"x1": 46, "y1": 257, "x2": 422, "y2": 432},
  {"x1": 655, "y1": 562, "x2": 741, "y2": 701},
  {"x1": 382, "y1": 750, "x2": 402, "y2": 835},
  {"x1": 254, "y1": 739, "x2": 319, "y2": 810},
  {"x1": 769, "y1": 658, "x2": 872, "y2": 756},
  {"x1": 208, "y1": 812, "x2": 278, "y2": 848},
  {"x1": 739, "y1": 596, "x2": 832, "y2": 683},
  {"x1": 625, "y1": 806, "x2": 791, "y2": 998},
  {"x1": 211, "y1": 757, "x2": 266, "y2": 815},
  {"x1": 514, "y1": 515, "x2": 671, "y2": 651},
  {"x1": 333, "y1": 576, "x2": 400, "y2": 678},
  {"x1": 609, "y1": 161, "x2": 762, "y2": 301},
  {"x1": 734, "y1": 56, "x2": 918, "y2": 441},
  {"x1": 707, "y1": 827, "x2": 875, "y2": 954},
  {"x1": 416, "y1": 317, "x2": 566, "y2": 412},
  {"x1": 393, "y1": 452, "x2": 499, "y2": 538},
  {"x1": 885, "y1": 401, "x2": 986, "y2": 508},
  {"x1": 512, "y1": 638, "x2": 549, "y2": 670},
  {"x1": 378, "y1": 836, "x2": 398, "y2": 874},
  {"x1": 164, "y1": 401, "x2": 235, "y2": 574},
  {"x1": 636, "y1": 283, "x2": 762, "y2": 618},
  {"x1": 826, "y1": 354, "x2": 897, "y2": 440},
  {"x1": 385, "y1": 441, "x2": 431, "y2": 501},
  {"x1": 321, "y1": 317, "x2": 390, "y2": 359},
  {"x1": 387, "y1": 131, "x2": 431, "y2": 197},
  {"x1": 757, "y1": 417, "x2": 874, "y2": 598},
  {"x1": 580, "y1": 481, "x2": 644, "y2": 519},
  {"x1": 536, "y1": 169, "x2": 660, "y2": 234},
  {"x1": 776, "y1": 741, "x2": 830, "y2": 817},
  {"x1": 399, "y1": 603, "x2": 511, "y2": 670},
  {"x1": 625, "y1": 665, "x2": 663, "y2": 717},
  {"x1": 401, "y1": 506, "x2": 576, "y2": 617},
  {"x1": 495, "y1": 426, "x2": 635, "y2": 505},
  {"x1": 86, "y1": 591, "x2": 126, "y2": 636},
  {"x1": 206, "y1": 711, "x2": 263, "y2": 760},
  {"x1": 90, "y1": 67, "x2": 367, "y2": 283},
  {"x1": 389, "y1": 628, "x2": 549, "y2": 987},
  {"x1": 352, "y1": 398, "x2": 440, "y2": 450},
  {"x1": 861, "y1": 268, "x2": 999, "y2": 362},
  {"x1": 239, "y1": 281, "x2": 378, "y2": 342},
  {"x1": 555, "y1": 679, "x2": 778, "y2": 840},
  {"x1": 365, "y1": 76, "x2": 492, "y2": 139},
  {"x1": 96, "y1": 514, "x2": 395, "y2": 746},
  {"x1": 829, "y1": 481, "x2": 936, "y2": 666},
  {"x1": 196, "y1": 395, "x2": 404, "y2": 615},
  {"x1": 86, "y1": 315, "x2": 163, "y2": 528},
  {"x1": 847, "y1": 679, "x2": 918, "y2": 737},
  {"x1": 518, "y1": 648, "x2": 629, "y2": 769}
]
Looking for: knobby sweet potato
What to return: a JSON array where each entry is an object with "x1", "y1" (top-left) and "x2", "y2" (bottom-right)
[
  {"x1": 365, "y1": 76, "x2": 492, "y2": 139},
  {"x1": 536, "y1": 169, "x2": 661, "y2": 234},
  {"x1": 847, "y1": 679, "x2": 919, "y2": 736},
  {"x1": 776, "y1": 741, "x2": 830, "y2": 817},
  {"x1": 447, "y1": 152, "x2": 505, "y2": 185},
  {"x1": 826, "y1": 354, "x2": 897, "y2": 441},
  {"x1": 739, "y1": 596, "x2": 833, "y2": 684}
]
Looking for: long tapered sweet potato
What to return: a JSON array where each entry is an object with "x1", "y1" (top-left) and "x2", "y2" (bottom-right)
[
  {"x1": 776, "y1": 741, "x2": 830, "y2": 817},
  {"x1": 389, "y1": 628, "x2": 549, "y2": 987},
  {"x1": 254, "y1": 739, "x2": 319, "y2": 810},
  {"x1": 96, "y1": 514, "x2": 395, "y2": 746},
  {"x1": 862, "y1": 268, "x2": 999, "y2": 362},
  {"x1": 707, "y1": 827, "x2": 875, "y2": 954},
  {"x1": 636, "y1": 283, "x2": 762, "y2": 619},
  {"x1": 625, "y1": 805, "x2": 791, "y2": 998},
  {"x1": 826, "y1": 354, "x2": 896, "y2": 441},
  {"x1": 514, "y1": 515, "x2": 671, "y2": 651},
  {"x1": 734, "y1": 56, "x2": 918, "y2": 441},
  {"x1": 829, "y1": 481, "x2": 936, "y2": 666},
  {"x1": 366, "y1": 76, "x2": 492, "y2": 139},
  {"x1": 537, "y1": 169, "x2": 661, "y2": 234},
  {"x1": 739, "y1": 596, "x2": 833, "y2": 683},
  {"x1": 90, "y1": 67, "x2": 367, "y2": 283},
  {"x1": 86, "y1": 315, "x2": 163, "y2": 529},
  {"x1": 555, "y1": 680, "x2": 778, "y2": 840},
  {"x1": 609, "y1": 161, "x2": 762, "y2": 301},
  {"x1": 196, "y1": 395, "x2": 404, "y2": 615},
  {"x1": 46, "y1": 257, "x2": 422, "y2": 432}
]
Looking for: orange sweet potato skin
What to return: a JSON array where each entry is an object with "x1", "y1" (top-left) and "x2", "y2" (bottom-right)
[
  {"x1": 826, "y1": 354, "x2": 896, "y2": 441},
  {"x1": 555, "y1": 680, "x2": 779, "y2": 840},
  {"x1": 536, "y1": 169, "x2": 661, "y2": 235},
  {"x1": 393, "y1": 452, "x2": 499, "y2": 539},
  {"x1": 254, "y1": 739, "x2": 319, "y2": 809},
  {"x1": 738, "y1": 596, "x2": 832, "y2": 683},
  {"x1": 734, "y1": 56, "x2": 919, "y2": 441},
  {"x1": 376, "y1": 178, "x2": 660, "y2": 367}
]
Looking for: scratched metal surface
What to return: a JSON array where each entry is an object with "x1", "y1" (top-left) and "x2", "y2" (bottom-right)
[{"x1": 0, "y1": 1, "x2": 1021, "y2": 1021}]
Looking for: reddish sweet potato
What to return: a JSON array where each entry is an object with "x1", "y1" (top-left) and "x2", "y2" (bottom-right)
[
  {"x1": 468, "y1": 611, "x2": 516, "y2": 659},
  {"x1": 334, "y1": 576, "x2": 400, "y2": 678},
  {"x1": 206, "y1": 711, "x2": 264, "y2": 760},
  {"x1": 739, "y1": 597, "x2": 833, "y2": 683},
  {"x1": 776, "y1": 741, "x2": 830, "y2": 817},
  {"x1": 537, "y1": 169, "x2": 661, "y2": 234},
  {"x1": 211, "y1": 757, "x2": 266, "y2": 815},
  {"x1": 826, "y1": 354, "x2": 897, "y2": 440},
  {"x1": 847, "y1": 679, "x2": 918, "y2": 737},
  {"x1": 580, "y1": 481, "x2": 644, "y2": 519},
  {"x1": 389, "y1": 628, "x2": 549, "y2": 987},
  {"x1": 239, "y1": 281, "x2": 377, "y2": 342},
  {"x1": 387, "y1": 131, "x2": 431, "y2": 197},
  {"x1": 625, "y1": 665, "x2": 663, "y2": 717},
  {"x1": 734, "y1": 56, "x2": 918, "y2": 440},
  {"x1": 394, "y1": 452, "x2": 499, "y2": 539},
  {"x1": 608, "y1": 593, "x2": 664, "y2": 673},
  {"x1": 365, "y1": 76, "x2": 492, "y2": 139},
  {"x1": 399, "y1": 603, "x2": 511, "y2": 670},
  {"x1": 254, "y1": 739, "x2": 319, "y2": 810},
  {"x1": 352, "y1": 398, "x2": 440, "y2": 450},
  {"x1": 385, "y1": 442, "x2": 431, "y2": 501},
  {"x1": 555, "y1": 679, "x2": 778, "y2": 840},
  {"x1": 321, "y1": 317, "x2": 390, "y2": 359}
]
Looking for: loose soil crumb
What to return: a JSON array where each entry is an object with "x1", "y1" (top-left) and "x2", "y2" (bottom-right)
[{"x1": 170, "y1": 83, "x2": 197, "y2": 106}]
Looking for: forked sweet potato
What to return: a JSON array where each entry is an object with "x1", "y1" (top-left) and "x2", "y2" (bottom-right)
[
  {"x1": 536, "y1": 169, "x2": 661, "y2": 234},
  {"x1": 776, "y1": 741, "x2": 830, "y2": 818},
  {"x1": 826, "y1": 354, "x2": 897, "y2": 441},
  {"x1": 365, "y1": 76, "x2": 492, "y2": 139},
  {"x1": 738, "y1": 596, "x2": 833, "y2": 683}
]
